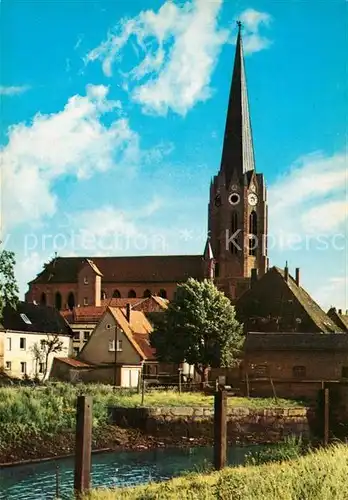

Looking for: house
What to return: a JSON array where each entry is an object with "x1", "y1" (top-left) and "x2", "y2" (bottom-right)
[
  {"x1": 26, "y1": 26, "x2": 269, "y2": 307},
  {"x1": 51, "y1": 305, "x2": 159, "y2": 387},
  {"x1": 0, "y1": 302, "x2": 72, "y2": 380},
  {"x1": 327, "y1": 307, "x2": 348, "y2": 332},
  {"x1": 61, "y1": 296, "x2": 168, "y2": 354},
  {"x1": 235, "y1": 265, "x2": 342, "y2": 334},
  {"x1": 242, "y1": 332, "x2": 348, "y2": 400}
]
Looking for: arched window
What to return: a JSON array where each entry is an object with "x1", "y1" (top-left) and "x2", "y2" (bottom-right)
[
  {"x1": 55, "y1": 292, "x2": 62, "y2": 311},
  {"x1": 67, "y1": 292, "x2": 75, "y2": 310},
  {"x1": 128, "y1": 289, "x2": 136, "y2": 298},
  {"x1": 101, "y1": 290, "x2": 107, "y2": 300},
  {"x1": 159, "y1": 289, "x2": 167, "y2": 299},
  {"x1": 230, "y1": 211, "x2": 238, "y2": 254},
  {"x1": 143, "y1": 289, "x2": 151, "y2": 298},
  {"x1": 40, "y1": 292, "x2": 47, "y2": 306},
  {"x1": 249, "y1": 211, "x2": 257, "y2": 256},
  {"x1": 112, "y1": 289, "x2": 121, "y2": 298}
]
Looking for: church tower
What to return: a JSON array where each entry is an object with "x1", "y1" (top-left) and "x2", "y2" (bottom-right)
[{"x1": 208, "y1": 23, "x2": 268, "y2": 301}]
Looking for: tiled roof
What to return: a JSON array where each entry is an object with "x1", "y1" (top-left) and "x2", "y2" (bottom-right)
[
  {"x1": 30, "y1": 255, "x2": 204, "y2": 285},
  {"x1": 327, "y1": 308, "x2": 348, "y2": 332},
  {"x1": 275, "y1": 268, "x2": 341, "y2": 333},
  {"x1": 0, "y1": 302, "x2": 73, "y2": 336},
  {"x1": 108, "y1": 307, "x2": 155, "y2": 360},
  {"x1": 61, "y1": 306, "x2": 106, "y2": 324},
  {"x1": 244, "y1": 332, "x2": 348, "y2": 352},
  {"x1": 55, "y1": 357, "x2": 92, "y2": 368}
]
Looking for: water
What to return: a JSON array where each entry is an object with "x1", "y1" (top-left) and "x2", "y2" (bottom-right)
[{"x1": 0, "y1": 445, "x2": 256, "y2": 500}]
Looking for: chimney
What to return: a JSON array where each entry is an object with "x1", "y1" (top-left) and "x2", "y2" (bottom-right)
[
  {"x1": 126, "y1": 303, "x2": 131, "y2": 322},
  {"x1": 284, "y1": 261, "x2": 289, "y2": 282},
  {"x1": 338, "y1": 309, "x2": 342, "y2": 315},
  {"x1": 295, "y1": 267, "x2": 300, "y2": 287},
  {"x1": 250, "y1": 268, "x2": 258, "y2": 287}
]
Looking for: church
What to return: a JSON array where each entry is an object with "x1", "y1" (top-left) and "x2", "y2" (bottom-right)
[{"x1": 26, "y1": 25, "x2": 268, "y2": 310}]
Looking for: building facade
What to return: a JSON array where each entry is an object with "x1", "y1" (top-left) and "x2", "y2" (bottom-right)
[
  {"x1": 25, "y1": 25, "x2": 268, "y2": 307},
  {"x1": 0, "y1": 302, "x2": 72, "y2": 380}
]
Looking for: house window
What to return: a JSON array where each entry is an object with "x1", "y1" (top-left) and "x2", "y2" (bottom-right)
[
  {"x1": 20, "y1": 337, "x2": 26, "y2": 350},
  {"x1": 73, "y1": 332, "x2": 80, "y2": 340},
  {"x1": 293, "y1": 366, "x2": 306, "y2": 379},
  {"x1": 73, "y1": 347, "x2": 79, "y2": 357},
  {"x1": 341, "y1": 367, "x2": 348, "y2": 379},
  {"x1": 83, "y1": 297, "x2": 88, "y2": 306},
  {"x1": 84, "y1": 331, "x2": 89, "y2": 341},
  {"x1": 55, "y1": 291, "x2": 62, "y2": 311},
  {"x1": 6, "y1": 338, "x2": 11, "y2": 351},
  {"x1": 40, "y1": 339, "x2": 46, "y2": 350},
  {"x1": 253, "y1": 365, "x2": 268, "y2": 377},
  {"x1": 5, "y1": 361, "x2": 11, "y2": 371},
  {"x1": 84, "y1": 277, "x2": 89, "y2": 285},
  {"x1": 112, "y1": 290, "x2": 121, "y2": 298},
  {"x1": 67, "y1": 292, "x2": 75, "y2": 310},
  {"x1": 20, "y1": 362, "x2": 27, "y2": 374},
  {"x1": 20, "y1": 313, "x2": 32, "y2": 325},
  {"x1": 39, "y1": 363, "x2": 45, "y2": 373},
  {"x1": 109, "y1": 339, "x2": 123, "y2": 352}
]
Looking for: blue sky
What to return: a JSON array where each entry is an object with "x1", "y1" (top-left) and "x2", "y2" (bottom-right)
[{"x1": 0, "y1": 0, "x2": 347, "y2": 310}]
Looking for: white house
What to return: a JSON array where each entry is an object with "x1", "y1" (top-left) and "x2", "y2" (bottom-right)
[{"x1": 0, "y1": 302, "x2": 72, "y2": 380}]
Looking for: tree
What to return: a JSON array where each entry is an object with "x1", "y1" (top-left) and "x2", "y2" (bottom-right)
[
  {"x1": 151, "y1": 278, "x2": 244, "y2": 383},
  {"x1": 30, "y1": 342, "x2": 44, "y2": 379},
  {"x1": 41, "y1": 334, "x2": 64, "y2": 380},
  {"x1": 0, "y1": 250, "x2": 19, "y2": 320}
]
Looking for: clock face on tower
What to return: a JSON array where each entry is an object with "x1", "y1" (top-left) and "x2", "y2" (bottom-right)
[{"x1": 248, "y1": 193, "x2": 258, "y2": 206}]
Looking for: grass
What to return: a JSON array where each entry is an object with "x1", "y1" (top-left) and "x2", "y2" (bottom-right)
[
  {"x1": 84, "y1": 444, "x2": 348, "y2": 500},
  {"x1": 0, "y1": 383, "x2": 304, "y2": 460}
]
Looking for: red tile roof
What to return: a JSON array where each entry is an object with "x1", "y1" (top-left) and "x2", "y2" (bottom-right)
[
  {"x1": 55, "y1": 357, "x2": 92, "y2": 368},
  {"x1": 30, "y1": 255, "x2": 204, "y2": 284}
]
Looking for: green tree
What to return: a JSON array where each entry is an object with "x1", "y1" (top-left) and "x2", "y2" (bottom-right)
[
  {"x1": 0, "y1": 250, "x2": 19, "y2": 320},
  {"x1": 151, "y1": 278, "x2": 244, "y2": 383}
]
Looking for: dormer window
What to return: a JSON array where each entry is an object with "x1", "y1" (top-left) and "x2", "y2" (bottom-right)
[
  {"x1": 20, "y1": 313, "x2": 32, "y2": 325},
  {"x1": 84, "y1": 277, "x2": 89, "y2": 285}
]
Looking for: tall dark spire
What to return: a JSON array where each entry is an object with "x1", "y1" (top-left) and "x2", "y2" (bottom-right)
[{"x1": 220, "y1": 22, "x2": 255, "y2": 187}]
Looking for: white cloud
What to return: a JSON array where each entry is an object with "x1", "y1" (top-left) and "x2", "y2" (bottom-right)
[
  {"x1": 238, "y1": 8, "x2": 272, "y2": 55},
  {"x1": 314, "y1": 276, "x2": 348, "y2": 311},
  {"x1": 85, "y1": 0, "x2": 231, "y2": 115},
  {"x1": 0, "y1": 85, "x2": 140, "y2": 231},
  {"x1": 269, "y1": 151, "x2": 347, "y2": 246},
  {"x1": 0, "y1": 85, "x2": 30, "y2": 96}
]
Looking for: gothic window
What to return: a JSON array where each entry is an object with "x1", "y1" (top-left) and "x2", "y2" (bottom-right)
[
  {"x1": 249, "y1": 211, "x2": 257, "y2": 256},
  {"x1": 40, "y1": 292, "x2": 47, "y2": 306},
  {"x1": 215, "y1": 262, "x2": 220, "y2": 277},
  {"x1": 230, "y1": 211, "x2": 238, "y2": 254},
  {"x1": 55, "y1": 291, "x2": 62, "y2": 311},
  {"x1": 143, "y1": 289, "x2": 151, "y2": 298},
  {"x1": 128, "y1": 290, "x2": 136, "y2": 298},
  {"x1": 159, "y1": 289, "x2": 167, "y2": 299},
  {"x1": 67, "y1": 292, "x2": 75, "y2": 310},
  {"x1": 112, "y1": 290, "x2": 121, "y2": 298},
  {"x1": 101, "y1": 290, "x2": 107, "y2": 300}
]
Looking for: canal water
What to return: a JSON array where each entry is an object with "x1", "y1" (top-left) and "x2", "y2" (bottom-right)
[{"x1": 0, "y1": 445, "x2": 257, "y2": 499}]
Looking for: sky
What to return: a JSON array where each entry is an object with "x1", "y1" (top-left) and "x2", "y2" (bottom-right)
[{"x1": 0, "y1": 0, "x2": 347, "y2": 311}]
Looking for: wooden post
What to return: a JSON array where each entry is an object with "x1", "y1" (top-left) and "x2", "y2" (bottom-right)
[
  {"x1": 178, "y1": 368, "x2": 182, "y2": 394},
  {"x1": 214, "y1": 390, "x2": 227, "y2": 470},
  {"x1": 74, "y1": 396, "x2": 93, "y2": 498},
  {"x1": 246, "y1": 371, "x2": 250, "y2": 398},
  {"x1": 270, "y1": 377, "x2": 277, "y2": 402},
  {"x1": 324, "y1": 387, "x2": 329, "y2": 446},
  {"x1": 141, "y1": 376, "x2": 145, "y2": 406}
]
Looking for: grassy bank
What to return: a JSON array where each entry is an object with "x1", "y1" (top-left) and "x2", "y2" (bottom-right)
[
  {"x1": 0, "y1": 383, "x2": 304, "y2": 463},
  {"x1": 85, "y1": 444, "x2": 348, "y2": 500}
]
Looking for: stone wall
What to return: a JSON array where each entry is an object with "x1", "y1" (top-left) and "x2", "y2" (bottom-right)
[{"x1": 109, "y1": 405, "x2": 312, "y2": 444}]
